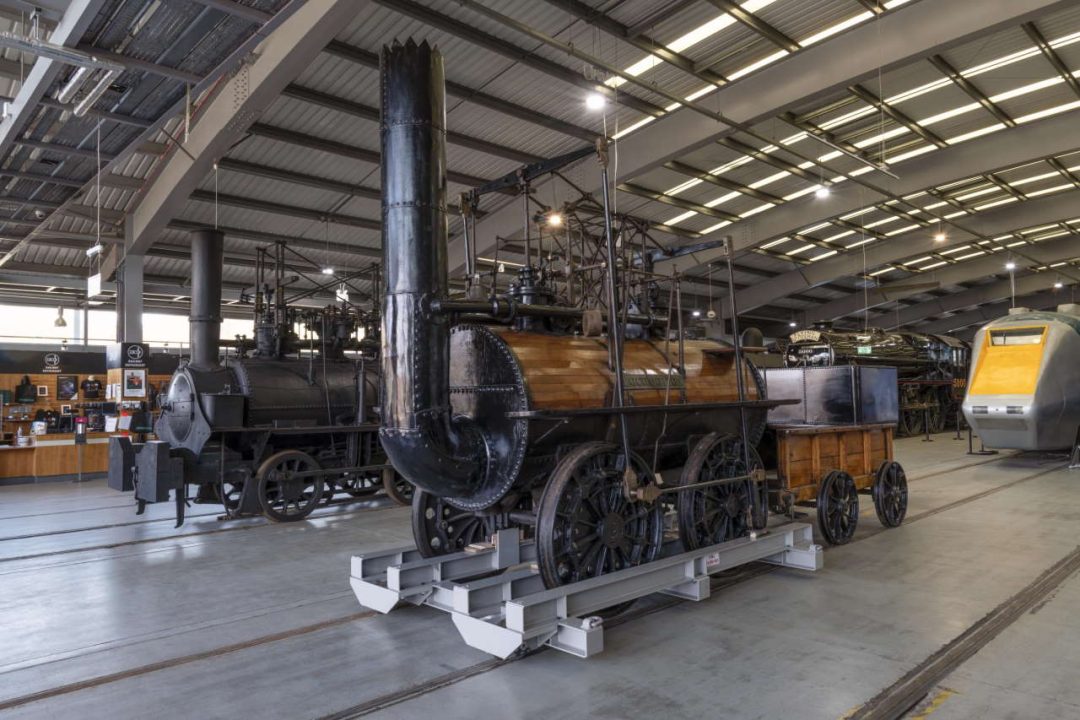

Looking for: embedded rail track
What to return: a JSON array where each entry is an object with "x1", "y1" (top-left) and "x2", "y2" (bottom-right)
[{"x1": 0, "y1": 451, "x2": 1063, "y2": 718}]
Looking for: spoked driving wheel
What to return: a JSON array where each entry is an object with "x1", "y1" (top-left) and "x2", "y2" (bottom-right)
[
  {"x1": 817, "y1": 470, "x2": 858, "y2": 545},
  {"x1": 873, "y1": 460, "x2": 908, "y2": 528},
  {"x1": 382, "y1": 467, "x2": 415, "y2": 506},
  {"x1": 337, "y1": 472, "x2": 382, "y2": 498},
  {"x1": 677, "y1": 433, "x2": 762, "y2": 551},
  {"x1": 412, "y1": 489, "x2": 496, "y2": 557},
  {"x1": 214, "y1": 479, "x2": 244, "y2": 512},
  {"x1": 536, "y1": 442, "x2": 664, "y2": 590},
  {"x1": 898, "y1": 386, "x2": 924, "y2": 437},
  {"x1": 255, "y1": 450, "x2": 324, "y2": 522}
]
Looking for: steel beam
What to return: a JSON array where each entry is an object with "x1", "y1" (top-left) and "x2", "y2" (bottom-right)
[
  {"x1": 459, "y1": 0, "x2": 1074, "y2": 275},
  {"x1": 281, "y1": 83, "x2": 542, "y2": 165},
  {"x1": 883, "y1": 272, "x2": 1069, "y2": 329},
  {"x1": 701, "y1": 0, "x2": 800, "y2": 52},
  {"x1": 0, "y1": 0, "x2": 106, "y2": 165},
  {"x1": 322, "y1": 40, "x2": 597, "y2": 142},
  {"x1": 110, "y1": 0, "x2": 361, "y2": 266},
  {"x1": 679, "y1": 111, "x2": 1080, "y2": 307},
  {"x1": 804, "y1": 229, "x2": 1080, "y2": 323},
  {"x1": 915, "y1": 289, "x2": 1066, "y2": 334},
  {"x1": 374, "y1": 0, "x2": 665, "y2": 118},
  {"x1": 188, "y1": 189, "x2": 380, "y2": 230},
  {"x1": 193, "y1": 0, "x2": 273, "y2": 23},
  {"x1": 245, "y1": 122, "x2": 494, "y2": 188},
  {"x1": 540, "y1": 0, "x2": 727, "y2": 84}
]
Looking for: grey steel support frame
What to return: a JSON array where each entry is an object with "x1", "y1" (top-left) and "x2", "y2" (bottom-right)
[{"x1": 350, "y1": 523, "x2": 821, "y2": 659}]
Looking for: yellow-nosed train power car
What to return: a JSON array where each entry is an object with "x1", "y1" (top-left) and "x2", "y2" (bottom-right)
[{"x1": 963, "y1": 304, "x2": 1080, "y2": 450}]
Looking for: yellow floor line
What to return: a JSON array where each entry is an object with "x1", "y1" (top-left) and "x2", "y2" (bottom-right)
[{"x1": 910, "y1": 688, "x2": 957, "y2": 719}]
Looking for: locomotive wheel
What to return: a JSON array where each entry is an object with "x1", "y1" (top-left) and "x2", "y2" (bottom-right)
[
  {"x1": 536, "y1": 442, "x2": 664, "y2": 590},
  {"x1": 677, "y1": 433, "x2": 761, "y2": 551},
  {"x1": 338, "y1": 473, "x2": 382, "y2": 498},
  {"x1": 873, "y1": 461, "x2": 908, "y2": 528},
  {"x1": 925, "y1": 389, "x2": 945, "y2": 434},
  {"x1": 817, "y1": 470, "x2": 858, "y2": 545},
  {"x1": 214, "y1": 480, "x2": 243, "y2": 512},
  {"x1": 382, "y1": 467, "x2": 414, "y2": 506},
  {"x1": 412, "y1": 489, "x2": 495, "y2": 557},
  {"x1": 255, "y1": 451, "x2": 324, "y2": 522}
]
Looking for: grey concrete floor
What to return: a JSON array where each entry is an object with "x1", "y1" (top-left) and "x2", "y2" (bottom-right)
[{"x1": 0, "y1": 433, "x2": 1075, "y2": 720}]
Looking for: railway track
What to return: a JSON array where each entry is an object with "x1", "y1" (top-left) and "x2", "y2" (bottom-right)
[
  {"x1": 0, "y1": 445, "x2": 1011, "y2": 566},
  {"x1": 0, "y1": 452, "x2": 1058, "y2": 717},
  {"x1": 0, "y1": 495, "x2": 399, "y2": 565}
]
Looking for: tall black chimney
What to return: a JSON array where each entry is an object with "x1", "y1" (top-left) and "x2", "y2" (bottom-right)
[
  {"x1": 189, "y1": 228, "x2": 224, "y2": 369},
  {"x1": 379, "y1": 40, "x2": 483, "y2": 498}
]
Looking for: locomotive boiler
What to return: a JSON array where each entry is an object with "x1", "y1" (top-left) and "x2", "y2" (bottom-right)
[
  {"x1": 785, "y1": 326, "x2": 969, "y2": 436},
  {"x1": 963, "y1": 304, "x2": 1080, "y2": 450},
  {"x1": 379, "y1": 40, "x2": 785, "y2": 589},
  {"x1": 109, "y1": 229, "x2": 406, "y2": 525}
]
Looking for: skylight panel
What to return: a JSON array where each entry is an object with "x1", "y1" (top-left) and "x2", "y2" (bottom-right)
[{"x1": 760, "y1": 237, "x2": 789, "y2": 249}]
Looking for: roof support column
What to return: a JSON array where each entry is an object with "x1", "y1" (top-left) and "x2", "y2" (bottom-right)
[{"x1": 117, "y1": 253, "x2": 144, "y2": 343}]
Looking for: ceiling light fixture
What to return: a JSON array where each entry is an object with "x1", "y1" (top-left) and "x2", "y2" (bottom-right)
[
  {"x1": 814, "y1": 184, "x2": 830, "y2": 199},
  {"x1": 934, "y1": 232, "x2": 946, "y2": 243},
  {"x1": 691, "y1": 309, "x2": 702, "y2": 318},
  {"x1": 789, "y1": 321, "x2": 797, "y2": 328},
  {"x1": 54, "y1": 306, "x2": 66, "y2": 328},
  {"x1": 1005, "y1": 261, "x2": 1016, "y2": 271},
  {"x1": 321, "y1": 267, "x2": 334, "y2": 275},
  {"x1": 585, "y1": 92, "x2": 606, "y2": 111},
  {"x1": 547, "y1": 212, "x2": 563, "y2": 227},
  {"x1": 1054, "y1": 281, "x2": 1064, "y2": 289}
]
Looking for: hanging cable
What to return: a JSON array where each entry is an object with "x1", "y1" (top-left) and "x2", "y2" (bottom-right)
[{"x1": 213, "y1": 161, "x2": 219, "y2": 229}]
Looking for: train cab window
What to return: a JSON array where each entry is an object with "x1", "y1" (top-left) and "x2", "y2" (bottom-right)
[{"x1": 989, "y1": 327, "x2": 1044, "y2": 346}]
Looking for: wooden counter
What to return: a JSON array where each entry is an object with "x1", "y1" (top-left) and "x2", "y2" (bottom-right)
[{"x1": 0, "y1": 432, "x2": 114, "y2": 482}]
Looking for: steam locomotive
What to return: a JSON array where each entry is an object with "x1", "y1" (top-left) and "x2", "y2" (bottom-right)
[
  {"x1": 109, "y1": 230, "x2": 409, "y2": 526},
  {"x1": 378, "y1": 40, "x2": 787, "y2": 589},
  {"x1": 784, "y1": 325, "x2": 970, "y2": 436}
]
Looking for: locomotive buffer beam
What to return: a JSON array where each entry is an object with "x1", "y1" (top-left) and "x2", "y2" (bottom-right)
[{"x1": 350, "y1": 523, "x2": 821, "y2": 659}]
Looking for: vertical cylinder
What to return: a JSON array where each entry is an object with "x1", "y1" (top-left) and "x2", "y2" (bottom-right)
[
  {"x1": 379, "y1": 39, "x2": 482, "y2": 497},
  {"x1": 189, "y1": 229, "x2": 224, "y2": 369}
]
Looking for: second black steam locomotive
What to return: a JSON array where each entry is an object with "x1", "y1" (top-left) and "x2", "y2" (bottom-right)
[
  {"x1": 784, "y1": 325, "x2": 970, "y2": 436},
  {"x1": 109, "y1": 230, "x2": 408, "y2": 526}
]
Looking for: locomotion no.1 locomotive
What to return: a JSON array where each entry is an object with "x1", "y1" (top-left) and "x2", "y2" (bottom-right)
[
  {"x1": 109, "y1": 230, "x2": 408, "y2": 525},
  {"x1": 378, "y1": 39, "x2": 788, "y2": 589},
  {"x1": 784, "y1": 325, "x2": 970, "y2": 436},
  {"x1": 963, "y1": 303, "x2": 1080, "y2": 451}
]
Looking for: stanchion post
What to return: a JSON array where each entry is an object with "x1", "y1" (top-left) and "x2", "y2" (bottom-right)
[{"x1": 922, "y1": 406, "x2": 933, "y2": 443}]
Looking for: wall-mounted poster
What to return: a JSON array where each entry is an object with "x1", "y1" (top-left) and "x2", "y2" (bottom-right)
[
  {"x1": 56, "y1": 375, "x2": 78, "y2": 401},
  {"x1": 123, "y1": 369, "x2": 146, "y2": 398}
]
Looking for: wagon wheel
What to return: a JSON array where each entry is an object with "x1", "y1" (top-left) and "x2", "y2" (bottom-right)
[
  {"x1": 255, "y1": 450, "x2": 324, "y2": 522},
  {"x1": 816, "y1": 470, "x2": 858, "y2": 545},
  {"x1": 873, "y1": 460, "x2": 908, "y2": 527},
  {"x1": 382, "y1": 467, "x2": 414, "y2": 506},
  {"x1": 536, "y1": 442, "x2": 664, "y2": 591},
  {"x1": 677, "y1": 433, "x2": 762, "y2": 551},
  {"x1": 412, "y1": 489, "x2": 496, "y2": 557}
]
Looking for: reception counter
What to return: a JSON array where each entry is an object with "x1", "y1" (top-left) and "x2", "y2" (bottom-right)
[{"x1": 0, "y1": 433, "x2": 113, "y2": 484}]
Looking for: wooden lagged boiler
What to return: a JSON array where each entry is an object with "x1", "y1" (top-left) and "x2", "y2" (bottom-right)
[{"x1": 379, "y1": 40, "x2": 787, "y2": 589}]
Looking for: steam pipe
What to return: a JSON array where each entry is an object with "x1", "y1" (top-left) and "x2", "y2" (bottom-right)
[
  {"x1": 379, "y1": 39, "x2": 483, "y2": 498},
  {"x1": 189, "y1": 229, "x2": 224, "y2": 369}
]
